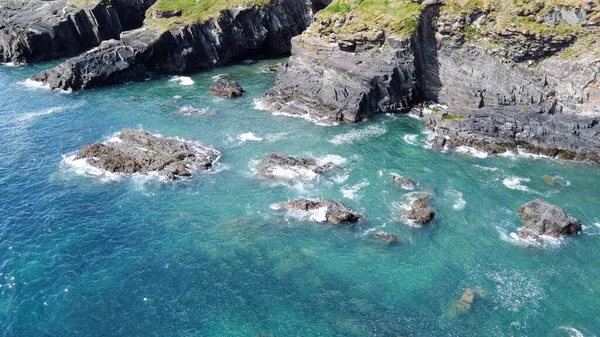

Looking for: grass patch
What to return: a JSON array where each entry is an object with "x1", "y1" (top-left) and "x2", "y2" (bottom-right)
[
  {"x1": 67, "y1": 0, "x2": 104, "y2": 9},
  {"x1": 443, "y1": 114, "x2": 465, "y2": 121},
  {"x1": 316, "y1": 0, "x2": 423, "y2": 40},
  {"x1": 147, "y1": 0, "x2": 273, "y2": 29}
]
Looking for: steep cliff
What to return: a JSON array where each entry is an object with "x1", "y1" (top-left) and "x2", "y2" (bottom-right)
[
  {"x1": 0, "y1": 0, "x2": 155, "y2": 64},
  {"x1": 261, "y1": 0, "x2": 600, "y2": 161},
  {"x1": 30, "y1": 0, "x2": 313, "y2": 90}
]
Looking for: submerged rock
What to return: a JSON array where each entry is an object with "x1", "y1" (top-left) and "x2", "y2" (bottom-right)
[
  {"x1": 390, "y1": 173, "x2": 417, "y2": 190},
  {"x1": 278, "y1": 198, "x2": 364, "y2": 225},
  {"x1": 517, "y1": 199, "x2": 582, "y2": 239},
  {"x1": 404, "y1": 197, "x2": 435, "y2": 225},
  {"x1": 543, "y1": 175, "x2": 567, "y2": 187},
  {"x1": 450, "y1": 288, "x2": 478, "y2": 315},
  {"x1": 209, "y1": 76, "x2": 244, "y2": 97},
  {"x1": 74, "y1": 128, "x2": 220, "y2": 179},
  {"x1": 374, "y1": 230, "x2": 398, "y2": 244},
  {"x1": 256, "y1": 153, "x2": 333, "y2": 179}
]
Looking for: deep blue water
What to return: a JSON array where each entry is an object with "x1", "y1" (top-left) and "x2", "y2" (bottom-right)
[{"x1": 1, "y1": 60, "x2": 600, "y2": 337}]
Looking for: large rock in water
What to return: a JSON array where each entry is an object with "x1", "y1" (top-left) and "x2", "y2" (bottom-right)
[
  {"x1": 256, "y1": 153, "x2": 333, "y2": 179},
  {"x1": 209, "y1": 76, "x2": 244, "y2": 97},
  {"x1": 517, "y1": 199, "x2": 582, "y2": 239},
  {"x1": 277, "y1": 198, "x2": 364, "y2": 225},
  {"x1": 0, "y1": 0, "x2": 154, "y2": 64},
  {"x1": 404, "y1": 197, "x2": 435, "y2": 225},
  {"x1": 74, "y1": 129, "x2": 220, "y2": 179},
  {"x1": 29, "y1": 0, "x2": 313, "y2": 90}
]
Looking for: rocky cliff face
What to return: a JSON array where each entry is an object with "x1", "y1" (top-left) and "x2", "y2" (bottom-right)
[
  {"x1": 30, "y1": 0, "x2": 313, "y2": 90},
  {"x1": 0, "y1": 0, "x2": 155, "y2": 64},
  {"x1": 260, "y1": 0, "x2": 600, "y2": 161}
]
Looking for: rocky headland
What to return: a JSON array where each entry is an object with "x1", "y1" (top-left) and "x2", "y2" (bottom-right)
[
  {"x1": 74, "y1": 128, "x2": 220, "y2": 179},
  {"x1": 260, "y1": 0, "x2": 600, "y2": 162},
  {"x1": 27, "y1": 0, "x2": 313, "y2": 90}
]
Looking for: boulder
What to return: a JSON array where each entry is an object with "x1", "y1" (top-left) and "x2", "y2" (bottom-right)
[
  {"x1": 390, "y1": 173, "x2": 417, "y2": 190},
  {"x1": 278, "y1": 198, "x2": 364, "y2": 225},
  {"x1": 256, "y1": 153, "x2": 333, "y2": 179},
  {"x1": 374, "y1": 230, "x2": 398, "y2": 244},
  {"x1": 517, "y1": 199, "x2": 582, "y2": 239},
  {"x1": 74, "y1": 128, "x2": 220, "y2": 179},
  {"x1": 152, "y1": 8, "x2": 182, "y2": 19},
  {"x1": 209, "y1": 76, "x2": 244, "y2": 97},
  {"x1": 404, "y1": 197, "x2": 435, "y2": 225}
]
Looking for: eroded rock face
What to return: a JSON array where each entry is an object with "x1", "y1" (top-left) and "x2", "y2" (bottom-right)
[
  {"x1": 404, "y1": 197, "x2": 435, "y2": 225},
  {"x1": 0, "y1": 0, "x2": 155, "y2": 64},
  {"x1": 209, "y1": 76, "x2": 244, "y2": 97},
  {"x1": 517, "y1": 199, "x2": 582, "y2": 239},
  {"x1": 278, "y1": 198, "x2": 364, "y2": 225},
  {"x1": 256, "y1": 153, "x2": 333, "y2": 179},
  {"x1": 74, "y1": 128, "x2": 220, "y2": 179},
  {"x1": 30, "y1": 0, "x2": 313, "y2": 90}
]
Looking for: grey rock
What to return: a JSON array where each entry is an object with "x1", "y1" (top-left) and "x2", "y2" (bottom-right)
[
  {"x1": 544, "y1": 7, "x2": 587, "y2": 26},
  {"x1": 404, "y1": 197, "x2": 435, "y2": 225},
  {"x1": 390, "y1": 173, "x2": 417, "y2": 190},
  {"x1": 278, "y1": 198, "x2": 364, "y2": 225},
  {"x1": 374, "y1": 230, "x2": 398, "y2": 244},
  {"x1": 209, "y1": 76, "x2": 244, "y2": 97},
  {"x1": 256, "y1": 153, "x2": 333, "y2": 179},
  {"x1": 517, "y1": 199, "x2": 582, "y2": 239},
  {"x1": 30, "y1": 0, "x2": 313, "y2": 90},
  {"x1": 0, "y1": 0, "x2": 155, "y2": 64},
  {"x1": 74, "y1": 128, "x2": 220, "y2": 180}
]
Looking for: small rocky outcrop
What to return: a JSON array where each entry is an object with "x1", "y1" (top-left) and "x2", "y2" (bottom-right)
[
  {"x1": 543, "y1": 175, "x2": 567, "y2": 187},
  {"x1": 517, "y1": 199, "x2": 582, "y2": 239},
  {"x1": 390, "y1": 173, "x2": 417, "y2": 190},
  {"x1": 374, "y1": 230, "x2": 398, "y2": 244},
  {"x1": 29, "y1": 0, "x2": 313, "y2": 90},
  {"x1": 404, "y1": 197, "x2": 435, "y2": 225},
  {"x1": 256, "y1": 153, "x2": 333, "y2": 179},
  {"x1": 209, "y1": 76, "x2": 244, "y2": 97},
  {"x1": 278, "y1": 198, "x2": 364, "y2": 225},
  {"x1": 74, "y1": 128, "x2": 220, "y2": 179}
]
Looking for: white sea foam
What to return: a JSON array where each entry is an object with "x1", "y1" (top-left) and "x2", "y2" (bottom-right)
[
  {"x1": 177, "y1": 106, "x2": 210, "y2": 115},
  {"x1": 252, "y1": 98, "x2": 267, "y2": 111},
  {"x1": 18, "y1": 102, "x2": 85, "y2": 121},
  {"x1": 341, "y1": 180, "x2": 369, "y2": 201},
  {"x1": 447, "y1": 190, "x2": 466, "y2": 210},
  {"x1": 403, "y1": 134, "x2": 418, "y2": 145},
  {"x1": 456, "y1": 146, "x2": 489, "y2": 159},
  {"x1": 212, "y1": 73, "x2": 229, "y2": 80},
  {"x1": 272, "y1": 109, "x2": 337, "y2": 126},
  {"x1": 172, "y1": 95, "x2": 182, "y2": 100},
  {"x1": 473, "y1": 164, "x2": 500, "y2": 172},
  {"x1": 329, "y1": 124, "x2": 387, "y2": 145},
  {"x1": 558, "y1": 326, "x2": 587, "y2": 337},
  {"x1": 331, "y1": 173, "x2": 349, "y2": 184},
  {"x1": 169, "y1": 76, "x2": 194, "y2": 86},
  {"x1": 581, "y1": 223, "x2": 600, "y2": 236},
  {"x1": 61, "y1": 154, "x2": 122, "y2": 182},
  {"x1": 497, "y1": 226, "x2": 563, "y2": 248},
  {"x1": 1, "y1": 62, "x2": 19, "y2": 67},
  {"x1": 273, "y1": 203, "x2": 328, "y2": 222},
  {"x1": 107, "y1": 136, "x2": 122, "y2": 143},
  {"x1": 18, "y1": 78, "x2": 51, "y2": 90},
  {"x1": 315, "y1": 154, "x2": 346, "y2": 166},
  {"x1": 265, "y1": 132, "x2": 288, "y2": 142},
  {"x1": 238, "y1": 132, "x2": 263, "y2": 143},
  {"x1": 486, "y1": 269, "x2": 545, "y2": 312},
  {"x1": 421, "y1": 101, "x2": 448, "y2": 115},
  {"x1": 502, "y1": 176, "x2": 533, "y2": 192}
]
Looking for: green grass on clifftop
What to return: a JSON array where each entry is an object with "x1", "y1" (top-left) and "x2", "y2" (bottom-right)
[
  {"x1": 315, "y1": 0, "x2": 423, "y2": 40},
  {"x1": 147, "y1": 0, "x2": 272, "y2": 29}
]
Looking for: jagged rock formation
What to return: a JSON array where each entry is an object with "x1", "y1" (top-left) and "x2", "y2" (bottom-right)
[
  {"x1": 374, "y1": 230, "x2": 398, "y2": 244},
  {"x1": 210, "y1": 76, "x2": 244, "y2": 97},
  {"x1": 404, "y1": 197, "x2": 435, "y2": 225},
  {"x1": 30, "y1": 0, "x2": 313, "y2": 90},
  {"x1": 256, "y1": 153, "x2": 334, "y2": 179},
  {"x1": 277, "y1": 198, "x2": 364, "y2": 225},
  {"x1": 0, "y1": 0, "x2": 155, "y2": 64},
  {"x1": 390, "y1": 173, "x2": 417, "y2": 190},
  {"x1": 517, "y1": 199, "x2": 582, "y2": 239},
  {"x1": 75, "y1": 128, "x2": 220, "y2": 179}
]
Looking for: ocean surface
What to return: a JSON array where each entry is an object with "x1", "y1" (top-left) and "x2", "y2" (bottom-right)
[{"x1": 1, "y1": 59, "x2": 599, "y2": 337}]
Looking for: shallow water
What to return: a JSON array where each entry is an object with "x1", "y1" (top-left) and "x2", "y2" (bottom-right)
[{"x1": 1, "y1": 60, "x2": 599, "y2": 337}]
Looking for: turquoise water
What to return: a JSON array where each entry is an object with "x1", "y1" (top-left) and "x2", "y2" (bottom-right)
[{"x1": 1, "y1": 60, "x2": 600, "y2": 337}]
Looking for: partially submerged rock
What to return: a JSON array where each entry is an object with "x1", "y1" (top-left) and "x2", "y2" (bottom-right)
[
  {"x1": 256, "y1": 153, "x2": 333, "y2": 179},
  {"x1": 390, "y1": 173, "x2": 417, "y2": 190},
  {"x1": 517, "y1": 199, "x2": 582, "y2": 239},
  {"x1": 404, "y1": 197, "x2": 435, "y2": 225},
  {"x1": 277, "y1": 198, "x2": 364, "y2": 225},
  {"x1": 374, "y1": 230, "x2": 398, "y2": 244},
  {"x1": 543, "y1": 175, "x2": 567, "y2": 187},
  {"x1": 209, "y1": 76, "x2": 244, "y2": 97},
  {"x1": 74, "y1": 129, "x2": 220, "y2": 179},
  {"x1": 449, "y1": 288, "x2": 479, "y2": 316}
]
